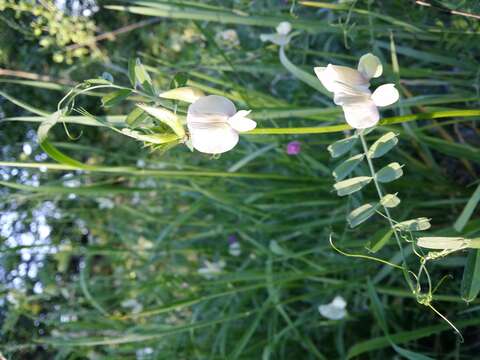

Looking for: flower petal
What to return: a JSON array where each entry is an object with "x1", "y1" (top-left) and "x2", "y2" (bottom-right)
[
  {"x1": 318, "y1": 296, "x2": 347, "y2": 320},
  {"x1": 227, "y1": 110, "x2": 257, "y2": 132},
  {"x1": 314, "y1": 67, "x2": 334, "y2": 92},
  {"x1": 231, "y1": 110, "x2": 252, "y2": 118},
  {"x1": 230, "y1": 118, "x2": 256, "y2": 132},
  {"x1": 315, "y1": 64, "x2": 369, "y2": 93},
  {"x1": 357, "y1": 53, "x2": 383, "y2": 79},
  {"x1": 188, "y1": 95, "x2": 236, "y2": 118},
  {"x1": 333, "y1": 84, "x2": 371, "y2": 106},
  {"x1": 188, "y1": 124, "x2": 239, "y2": 154},
  {"x1": 371, "y1": 84, "x2": 400, "y2": 107},
  {"x1": 260, "y1": 33, "x2": 289, "y2": 46},
  {"x1": 342, "y1": 100, "x2": 379, "y2": 129},
  {"x1": 331, "y1": 295, "x2": 347, "y2": 309},
  {"x1": 276, "y1": 21, "x2": 292, "y2": 35}
]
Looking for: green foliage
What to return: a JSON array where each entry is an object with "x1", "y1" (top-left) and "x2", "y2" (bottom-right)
[
  {"x1": 375, "y1": 162, "x2": 404, "y2": 183},
  {"x1": 334, "y1": 176, "x2": 372, "y2": 196},
  {"x1": 367, "y1": 132, "x2": 399, "y2": 159},
  {"x1": 332, "y1": 153, "x2": 364, "y2": 181},
  {"x1": 327, "y1": 135, "x2": 358, "y2": 158},
  {"x1": 461, "y1": 250, "x2": 480, "y2": 303},
  {"x1": 347, "y1": 203, "x2": 377, "y2": 228},
  {"x1": 0, "y1": 0, "x2": 97, "y2": 64}
]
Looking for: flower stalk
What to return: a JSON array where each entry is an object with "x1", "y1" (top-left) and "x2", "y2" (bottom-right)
[{"x1": 358, "y1": 131, "x2": 414, "y2": 292}]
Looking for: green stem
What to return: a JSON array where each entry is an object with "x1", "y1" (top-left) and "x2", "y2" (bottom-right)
[
  {"x1": 246, "y1": 110, "x2": 480, "y2": 135},
  {"x1": 359, "y1": 132, "x2": 414, "y2": 292},
  {"x1": 0, "y1": 161, "x2": 316, "y2": 182}
]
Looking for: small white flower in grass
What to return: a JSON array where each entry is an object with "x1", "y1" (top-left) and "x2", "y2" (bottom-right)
[
  {"x1": 187, "y1": 95, "x2": 256, "y2": 154},
  {"x1": 318, "y1": 295, "x2": 347, "y2": 320},
  {"x1": 229, "y1": 242, "x2": 241, "y2": 256},
  {"x1": 198, "y1": 260, "x2": 226, "y2": 280},
  {"x1": 314, "y1": 53, "x2": 399, "y2": 129},
  {"x1": 136, "y1": 347, "x2": 154, "y2": 360},
  {"x1": 216, "y1": 29, "x2": 240, "y2": 47},
  {"x1": 96, "y1": 197, "x2": 114, "y2": 209},
  {"x1": 121, "y1": 298, "x2": 143, "y2": 314},
  {"x1": 260, "y1": 21, "x2": 292, "y2": 46},
  {"x1": 228, "y1": 235, "x2": 241, "y2": 256},
  {"x1": 22, "y1": 143, "x2": 32, "y2": 156}
]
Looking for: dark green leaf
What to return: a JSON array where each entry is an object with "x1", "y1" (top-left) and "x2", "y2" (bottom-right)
[
  {"x1": 454, "y1": 183, "x2": 480, "y2": 232},
  {"x1": 367, "y1": 229, "x2": 394, "y2": 253},
  {"x1": 101, "y1": 89, "x2": 132, "y2": 108},
  {"x1": 84, "y1": 78, "x2": 112, "y2": 85},
  {"x1": 128, "y1": 58, "x2": 137, "y2": 87},
  {"x1": 461, "y1": 249, "x2": 480, "y2": 303},
  {"x1": 126, "y1": 107, "x2": 148, "y2": 127},
  {"x1": 392, "y1": 344, "x2": 435, "y2": 360},
  {"x1": 135, "y1": 58, "x2": 155, "y2": 94}
]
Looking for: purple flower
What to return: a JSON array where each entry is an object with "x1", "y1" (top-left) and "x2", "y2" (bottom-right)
[
  {"x1": 286, "y1": 141, "x2": 301, "y2": 155},
  {"x1": 228, "y1": 235, "x2": 237, "y2": 245}
]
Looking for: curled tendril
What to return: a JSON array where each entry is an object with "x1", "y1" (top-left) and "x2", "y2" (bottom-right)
[{"x1": 329, "y1": 235, "x2": 404, "y2": 271}]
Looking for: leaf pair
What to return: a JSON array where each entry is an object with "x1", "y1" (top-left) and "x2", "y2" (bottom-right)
[{"x1": 128, "y1": 58, "x2": 156, "y2": 95}]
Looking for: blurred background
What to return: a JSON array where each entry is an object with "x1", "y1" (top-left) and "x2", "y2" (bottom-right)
[{"x1": 1, "y1": 0, "x2": 480, "y2": 358}]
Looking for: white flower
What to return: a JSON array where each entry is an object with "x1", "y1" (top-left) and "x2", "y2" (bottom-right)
[
  {"x1": 137, "y1": 236, "x2": 154, "y2": 251},
  {"x1": 260, "y1": 21, "x2": 292, "y2": 46},
  {"x1": 198, "y1": 260, "x2": 226, "y2": 279},
  {"x1": 187, "y1": 95, "x2": 256, "y2": 154},
  {"x1": 121, "y1": 298, "x2": 143, "y2": 314},
  {"x1": 318, "y1": 295, "x2": 347, "y2": 320},
  {"x1": 96, "y1": 197, "x2": 114, "y2": 209},
  {"x1": 228, "y1": 242, "x2": 241, "y2": 257},
  {"x1": 216, "y1": 29, "x2": 240, "y2": 47},
  {"x1": 136, "y1": 347, "x2": 154, "y2": 360},
  {"x1": 314, "y1": 53, "x2": 399, "y2": 129}
]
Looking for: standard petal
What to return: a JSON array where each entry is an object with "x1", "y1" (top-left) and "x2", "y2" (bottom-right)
[
  {"x1": 327, "y1": 65, "x2": 369, "y2": 86},
  {"x1": 357, "y1": 53, "x2": 383, "y2": 79},
  {"x1": 342, "y1": 100, "x2": 380, "y2": 129},
  {"x1": 276, "y1": 21, "x2": 292, "y2": 36},
  {"x1": 315, "y1": 64, "x2": 369, "y2": 93},
  {"x1": 188, "y1": 124, "x2": 239, "y2": 154},
  {"x1": 371, "y1": 84, "x2": 400, "y2": 107},
  {"x1": 228, "y1": 111, "x2": 257, "y2": 132},
  {"x1": 188, "y1": 95, "x2": 236, "y2": 118}
]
